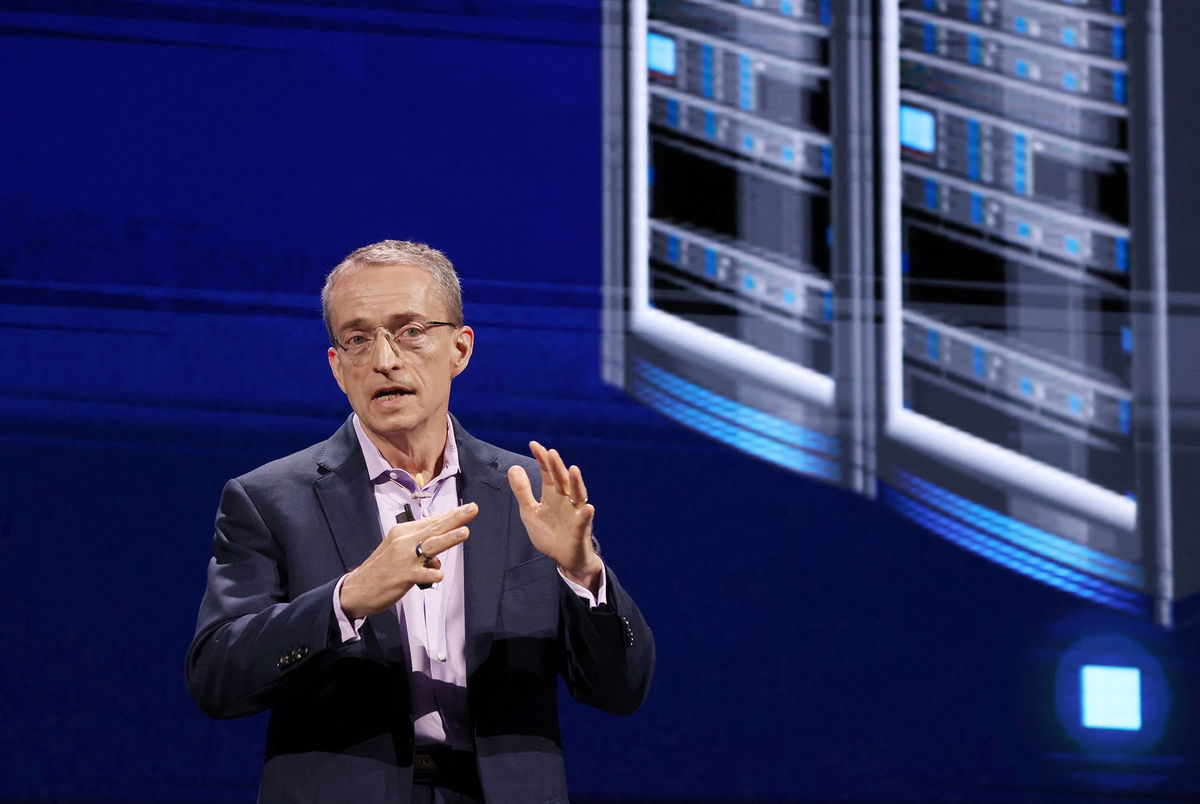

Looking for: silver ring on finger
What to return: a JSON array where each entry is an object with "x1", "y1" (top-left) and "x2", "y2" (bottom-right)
[{"x1": 568, "y1": 497, "x2": 588, "y2": 507}]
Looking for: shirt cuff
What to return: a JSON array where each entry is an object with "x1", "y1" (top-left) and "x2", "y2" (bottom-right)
[
  {"x1": 558, "y1": 565, "x2": 608, "y2": 609},
  {"x1": 332, "y1": 574, "x2": 366, "y2": 643}
]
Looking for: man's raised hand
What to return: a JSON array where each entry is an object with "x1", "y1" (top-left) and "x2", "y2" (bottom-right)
[{"x1": 507, "y1": 442, "x2": 604, "y2": 596}]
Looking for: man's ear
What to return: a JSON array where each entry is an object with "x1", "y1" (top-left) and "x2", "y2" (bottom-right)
[
  {"x1": 328, "y1": 346, "x2": 348, "y2": 394},
  {"x1": 451, "y1": 325, "x2": 474, "y2": 378}
]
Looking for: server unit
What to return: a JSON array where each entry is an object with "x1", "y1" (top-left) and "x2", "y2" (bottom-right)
[
  {"x1": 604, "y1": 0, "x2": 1198, "y2": 626},
  {"x1": 603, "y1": 0, "x2": 878, "y2": 491}
]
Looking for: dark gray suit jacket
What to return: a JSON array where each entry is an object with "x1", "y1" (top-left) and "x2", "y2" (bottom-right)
[{"x1": 186, "y1": 416, "x2": 654, "y2": 803}]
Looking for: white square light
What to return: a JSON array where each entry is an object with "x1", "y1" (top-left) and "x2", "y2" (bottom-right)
[{"x1": 1081, "y1": 665, "x2": 1142, "y2": 731}]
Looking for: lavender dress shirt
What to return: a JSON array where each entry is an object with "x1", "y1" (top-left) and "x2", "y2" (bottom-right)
[{"x1": 333, "y1": 415, "x2": 605, "y2": 749}]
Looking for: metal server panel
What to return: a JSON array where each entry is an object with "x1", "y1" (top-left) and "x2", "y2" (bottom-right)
[
  {"x1": 605, "y1": 0, "x2": 871, "y2": 488},
  {"x1": 880, "y1": 0, "x2": 1150, "y2": 616}
]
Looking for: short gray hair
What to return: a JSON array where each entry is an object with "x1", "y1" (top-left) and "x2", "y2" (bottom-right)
[{"x1": 321, "y1": 240, "x2": 463, "y2": 344}]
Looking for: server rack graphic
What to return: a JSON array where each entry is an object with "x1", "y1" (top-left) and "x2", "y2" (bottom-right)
[
  {"x1": 875, "y1": 0, "x2": 1200, "y2": 626},
  {"x1": 602, "y1": 0, "x2": 878, "y2": 492},
  {"x1": 606, "y1": 0, "x2": 1199, "y2": 626}
]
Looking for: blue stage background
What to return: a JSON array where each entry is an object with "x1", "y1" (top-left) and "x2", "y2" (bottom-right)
[{"x1": 2, "y1": 3, "x2": 1198, "y2": 802}]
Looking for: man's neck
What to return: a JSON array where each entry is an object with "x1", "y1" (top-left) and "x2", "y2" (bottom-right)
[{"x1": 363, "y1": 422, "x2": 447, "y2": 479}]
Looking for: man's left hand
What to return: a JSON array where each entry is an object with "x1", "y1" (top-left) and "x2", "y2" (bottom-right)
[{"x1": 507, "y1": 441, "x2": 604, "y2": 597}]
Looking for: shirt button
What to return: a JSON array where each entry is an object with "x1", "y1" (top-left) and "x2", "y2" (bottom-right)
[
  {"x1": 436, "y1": 651, "x2": 447, "y2": 662},
  {"x1": 389, "y1": 471, "x2": 398, "y2": 480}
]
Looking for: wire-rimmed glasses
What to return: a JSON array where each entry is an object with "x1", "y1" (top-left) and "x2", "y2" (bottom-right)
[{"x1": 332, "y1": 321, "x2": 457, "y2": 366}]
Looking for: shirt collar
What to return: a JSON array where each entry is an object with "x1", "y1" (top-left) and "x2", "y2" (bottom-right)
[{"x1": 351, "y1": 414, "x2": 460, "y2": 490}]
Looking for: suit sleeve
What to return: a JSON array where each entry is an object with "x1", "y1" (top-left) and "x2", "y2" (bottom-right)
[
  {"x1": 557, "y1": 564, "x2": 655, "y2": 716},
  {"x1": 184, "y1": 477, "x2": 364, "y2": 719}
]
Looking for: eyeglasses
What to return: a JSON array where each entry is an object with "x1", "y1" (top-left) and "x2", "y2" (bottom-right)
[{"x1": 333, "y1": 321, "x2": 457, "y2": 366}]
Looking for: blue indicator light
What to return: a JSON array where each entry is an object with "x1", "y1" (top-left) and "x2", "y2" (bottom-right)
[
  {"x1": 1082, "y1": 666, "x2": 1142, "y2": 730},
  {"x1": 924, "y1": 23, "x2": 936, "y2": 54},
  {"x1": 927, "y1": 329, "x2": 941, "y2": 361},
  {"x1": 967, "y1": 0, "x2": 981, "y2": 23},
  {"x1": 1014, "y1": 15, "x2": 1028, "y2": 34},
  {"x1": 823, "y1": 290, "x2": 834, "y2": 321},
  {"x1": 742, "y1": 134, "x2": 755, "y2": 152},
  {"x1": 1013, "y1": 133, "x2": 1028, "y2": 195},
  {"x1": 739, "y1": 55, "x2": 753, "y2": 110},
  {"x1": 900, "y1": 105, "x2": 937, "y2": 153},
  {"x1": 1062, "y1": 27, "x2": 1078, "y2": 48},
  {"x1": 647, "y1": 32, "x2": 677, "y2": 76},
  {"x1": 973, "y1": 345, "x2": 986, "y2": 377},
  {"x1": 743, "y1": 274, "x2": 756, "y2": 291},
  {"x1": 819, "y1": 0, "x2": 830, "y2": 26},
  {"x1": 924, "y1": 179, "x2": 939, "y2": 211},
  {"x1": 1063, "y1": 71, "x2": 1078, "y2": 92},
  {"x1": 704, "y1": 111, "x2": 717, "y2": 139},
  {"x1": 704, "y1": 249, "x2": 717, "y2": 278},
  {"x1": 821, "y1": 146, "x2": 832, "y2": 176},
  {"x1": 666, "y1": 99, "x2": 679, "y2": 127},
  {"x1": 1018, "y1": 221, "x2": 1031, "y2": 239},
  {"x1": 1115, "y1": 237, "x2": 1129, "y2": 272},
  {"x1": 1069, "y1": 394, "x2": 1083, "y2": 414},
  {"x1": 1113, "y1": 72, "x2": 1127, "y2": 104},
  {"x1": 1065, "y1": 236, "x2": 1080, "y2": 255},
  {"x1": 1119, "y1": 399, "x2": 1131, "y2": 433},
  {"x1": 701, "y1": 45, "x2": 714, "y2": 99},
  {"x1": 1015, "y1": 59, "x2": 1029, "y2": 77},
  {"x1": 781, "y1": 1, "x2": 794, "y2": 15},
  {"x1": 1020, "y1": 376, "x2": 1034, "y2": 396},
  {"x1": 666, "y1": 235, "x2": 680, "y2": 264},
  {"x1": 1112, "y1": 27, "x2": 1126, "y2": 59},
  {"x1": 781, "y1": 145, "x2": 795, "y2": 163},
  {"x1": 970, "y1": 193, "x2": 984, "y2": 224},
  {"x1": 924, "y1": 0, "x2": 935, "y2": 10},
  {"x1": 1121, "y1": 325, "x2": 1133, "y2": 353},
  {"x1": 902, "y1": 251, "x2": 910, "y2": 275},
  {"x1": 782, "y1": 289, "x2": 796, "y2": 305},
  {"x1": 1112, "y1": 0, "x2": 1125, "y2": 13},
  {"x1": 967, "y1": 34, "x2": 982, "y2": 65}
]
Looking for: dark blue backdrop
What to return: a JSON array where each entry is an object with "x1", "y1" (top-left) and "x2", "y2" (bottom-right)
[{"x1": 2, "y1": 3, "x2": 1198, "y2": 802}]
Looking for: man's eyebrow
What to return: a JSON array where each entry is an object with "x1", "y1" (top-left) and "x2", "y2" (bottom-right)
[{"x1": 337, "y1": 311, "x2": 427, "y2": 331}]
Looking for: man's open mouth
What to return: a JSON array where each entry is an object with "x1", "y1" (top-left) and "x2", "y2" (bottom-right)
[{"x1": 373, "y1": 386, "x2": 412, "y2": 402}]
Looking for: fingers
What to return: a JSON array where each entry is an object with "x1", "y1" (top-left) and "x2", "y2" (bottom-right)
[
  {"x1": 568, "y1": 464, "x2": 588, "y2": 506},
  {"x1": 386, "y1": 502, "x2": 477, "y2": 541},
  {"x1": 530, "y1": 444, "x2": 576, "y2": 501},
  {"x1": 414, "y1": 525, "x2": 470, "y2": 560}
]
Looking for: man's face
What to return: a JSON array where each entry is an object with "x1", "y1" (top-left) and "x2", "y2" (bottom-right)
[{"x1": 326, "y1": 262, "x2": 473, "y2": 449}]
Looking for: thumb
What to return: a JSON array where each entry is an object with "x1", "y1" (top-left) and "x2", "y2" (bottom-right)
[{"x1": 507, "y1": 465, "x2": 538, "y2": 509}]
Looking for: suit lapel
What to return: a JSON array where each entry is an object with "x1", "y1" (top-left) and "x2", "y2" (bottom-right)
[
  {"x1": 455, "y1": 420, "x2": 512, "y2": 676},
  {"x1": 312, "y1": 416, "x2": 405, "y2": 649}
]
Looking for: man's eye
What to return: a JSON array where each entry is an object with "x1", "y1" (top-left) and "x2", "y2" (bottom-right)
[
  {"x1": 399, "y1": 325, "x2": 425, "y2": 339},
  {"x1": 345, "y1": 334, "x2": 369, "y2": 347}
]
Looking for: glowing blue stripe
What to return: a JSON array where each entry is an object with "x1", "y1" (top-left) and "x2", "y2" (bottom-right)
[
  {"x1": 881, "y1": 487, "x2": 1149, "y2": 615},
  {"x1": 635, "y1": 359, "x2": 840, "y2": 456},
  {"x1": 895, "y1": 470, "x2": 1144, "y2": 587},
  {"x1": 632, "y1": 380, "x2": 841, "y2": 481}
]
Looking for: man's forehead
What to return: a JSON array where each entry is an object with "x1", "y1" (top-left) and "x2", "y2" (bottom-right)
[{"x1": 330, "y1": 263, "x2": 442, "y2": 318}]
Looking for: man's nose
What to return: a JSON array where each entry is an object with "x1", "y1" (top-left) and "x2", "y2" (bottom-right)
[{"x1": 369, "y1": 328, "x2": 404, "y2": 371}]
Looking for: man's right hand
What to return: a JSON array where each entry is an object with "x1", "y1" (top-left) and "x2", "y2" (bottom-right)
[{"x1": 339, "y1": 502, "x2": 478, "y2": 619}]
